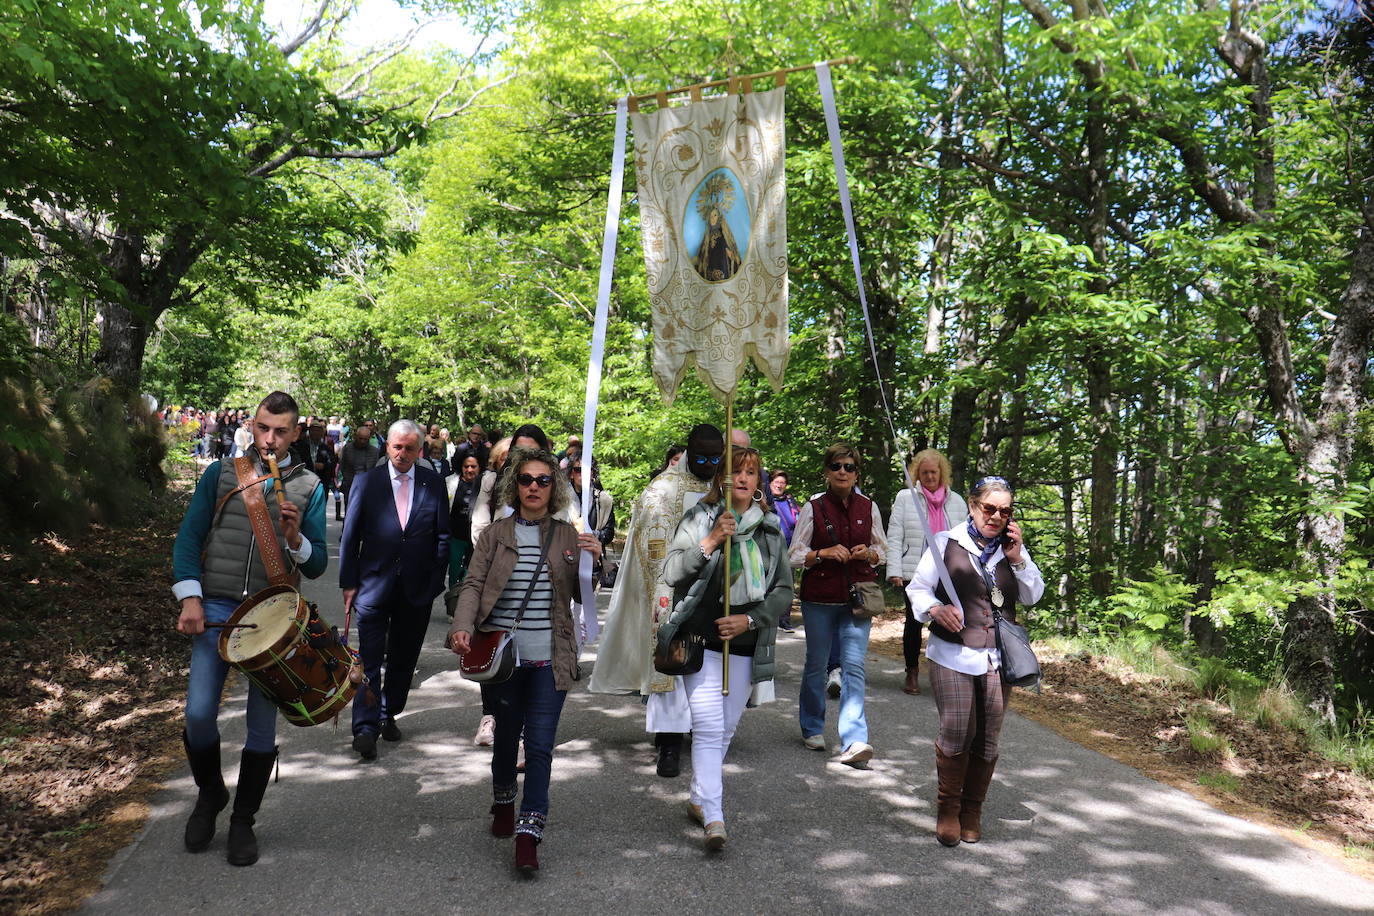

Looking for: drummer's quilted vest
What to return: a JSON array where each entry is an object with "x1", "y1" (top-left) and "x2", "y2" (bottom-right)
[{"x1": 201, "y1": 451, "x2": 320, "y2": 601}]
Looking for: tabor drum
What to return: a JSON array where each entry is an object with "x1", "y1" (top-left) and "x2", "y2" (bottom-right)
[{"x1": 219, "y1": 584, "x2": 359, "y2": 727}]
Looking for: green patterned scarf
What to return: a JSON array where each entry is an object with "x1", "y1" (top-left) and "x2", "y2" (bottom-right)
[{"x1": 728, "y1": 505, "x2": 767, "y2": 606}]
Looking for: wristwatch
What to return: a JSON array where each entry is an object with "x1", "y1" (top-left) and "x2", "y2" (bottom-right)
[
  {"x1": 745, "y1": 615, "x2": 759, "y2": 632},
  {"x1": 1011, "y1": 558, "x2": 1028, "y2": 572}
]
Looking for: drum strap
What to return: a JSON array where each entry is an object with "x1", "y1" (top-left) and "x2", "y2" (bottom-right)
[{"x1": 234, "y1": 455, "x2": 295, "y2": 588}]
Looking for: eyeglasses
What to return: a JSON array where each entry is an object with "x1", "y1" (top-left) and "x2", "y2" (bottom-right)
[
  {"x1": 828, "y1": 462, "x2": 858, "y2": 473},
  {"x1": 977, "y1": 504, "x2": 1014, "y2": 519},
  {"x1": 691, "y1": 454, "x2": 722, "y2": 466},
  {"x1": 516, "y1": 473, "x2": 554, "y2": 488}
]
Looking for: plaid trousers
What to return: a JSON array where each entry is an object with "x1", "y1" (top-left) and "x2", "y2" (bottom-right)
[{"x1": 927, "y1": 658, "x2": 1010, "y2": 761}]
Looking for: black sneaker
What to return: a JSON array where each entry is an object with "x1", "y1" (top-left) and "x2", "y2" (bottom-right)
[
  {"x1": 656, "y1": 743, "x2": 681, "y2": 778},
  {"x1": 352, "y1": 732, "x2": 378, "y2": 761},
  {"x1": 380, "y1": 719, "x2": 402, "y2": 742}
]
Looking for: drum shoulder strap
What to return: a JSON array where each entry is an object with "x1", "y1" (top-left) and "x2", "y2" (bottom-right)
[{"x1": 233, "y1": 456, "x2": 295, "y2": 588}]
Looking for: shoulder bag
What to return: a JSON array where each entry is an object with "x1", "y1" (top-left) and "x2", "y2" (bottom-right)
[
  {"x1": 816, "y1": 497, "x2": 885, "y2": 619},
  {"x1": 975, "y1": 557, "x2": 1041, "y2": 689},
  {"x1": 457, "y1": 522, "x2": 555, "y2": 684}
]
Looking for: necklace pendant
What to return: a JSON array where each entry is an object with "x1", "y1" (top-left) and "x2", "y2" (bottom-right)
[{"x1": 989, "y1": 586, "x2": 1005, "y2": 608}]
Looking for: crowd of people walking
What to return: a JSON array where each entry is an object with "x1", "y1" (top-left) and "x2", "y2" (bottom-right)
[{"x1": 170, "y1": 392, "x2": 1044, "y2": 878}]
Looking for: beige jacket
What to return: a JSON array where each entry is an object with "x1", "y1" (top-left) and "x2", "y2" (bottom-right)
[{"x1": 449, "y1": 515, "x2": 583, "y2": 690}]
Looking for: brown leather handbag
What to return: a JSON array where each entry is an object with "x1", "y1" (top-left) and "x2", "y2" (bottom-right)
[{"x1": 456, "y1": 523, "x2": 554, "y2": 683}]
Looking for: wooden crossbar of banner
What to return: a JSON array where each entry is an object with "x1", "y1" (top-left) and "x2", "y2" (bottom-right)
[{"x1": 625, "y1": 56, "x2": 857, "y2": 112}]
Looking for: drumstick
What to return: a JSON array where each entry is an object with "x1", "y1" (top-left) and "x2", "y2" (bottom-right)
[{"x1": 204, "y1": 622, "x2": 259, "y2": 630}]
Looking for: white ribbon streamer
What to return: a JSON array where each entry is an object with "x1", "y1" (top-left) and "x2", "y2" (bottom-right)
[
  {"x1": 816, "y1": 63, "x2": 962, "y2": 610},
  {"x1": 575, "y1": 96, "x2": 629, "y2": 643}
]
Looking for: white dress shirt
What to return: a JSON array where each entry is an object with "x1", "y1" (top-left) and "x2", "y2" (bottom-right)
[{"x1": 388, "y1": 462, "x2": 415, "y2": 527}]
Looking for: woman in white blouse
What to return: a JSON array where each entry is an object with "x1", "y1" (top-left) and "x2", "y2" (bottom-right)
[{"x1": 906, "y1": 475, "x2": 1044, "y2": 846}]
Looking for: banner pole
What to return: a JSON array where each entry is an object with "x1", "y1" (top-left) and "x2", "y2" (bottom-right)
[{"x1": 721, "y1": 394, "x2": 734, "y2": 697}]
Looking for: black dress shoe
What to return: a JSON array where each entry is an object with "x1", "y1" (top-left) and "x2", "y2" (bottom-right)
[
  {"x1": 656, "y1": 743, "x2": 681, "y2": 778},
  {"x1": 352, "y1": 732, "x2": 378, "y2": 760},
  {"x1": 380, "y1": 720, "x2": 402, "y2": 742}
]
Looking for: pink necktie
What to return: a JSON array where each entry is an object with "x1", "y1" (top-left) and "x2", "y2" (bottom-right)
[{"x1": 395, "y1": 474, "x2": 410, "y2": 530}]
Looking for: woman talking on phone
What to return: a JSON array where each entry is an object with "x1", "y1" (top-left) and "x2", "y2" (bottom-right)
[{"x1": 905, "y1": 475, "x2": 1044, "y2": 847}]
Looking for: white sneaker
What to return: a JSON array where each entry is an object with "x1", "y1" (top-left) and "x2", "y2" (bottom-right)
[
  {"x1": 802, "y1": 734, "x2": 826, "y2": 751},
  {"x1": 826, "y1": 669, "x2": 842, "y2": 699},
  {"x1": 836, "y1": 742, "x2": 874, "y2": 768},
  {"x1": 473, "y1": 714, "x2": 495, "y2": 747}
]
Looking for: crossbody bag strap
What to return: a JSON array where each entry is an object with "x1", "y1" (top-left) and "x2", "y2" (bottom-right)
[
  {"x1": 507, "y1": 521, "x2": 557, "y2": 633},
  {"x1": 233, "y1": 455, "x2": 294, "y2": 587}
]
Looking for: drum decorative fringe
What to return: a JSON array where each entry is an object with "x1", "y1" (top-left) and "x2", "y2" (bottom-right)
[{"x1": 219, "y1": 584, "x2": 359, "y2": 727}]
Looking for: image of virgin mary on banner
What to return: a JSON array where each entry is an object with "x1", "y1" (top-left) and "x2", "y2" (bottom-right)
[{"x1": 631, "y1": 87, "x2": 788, "y2": 403}]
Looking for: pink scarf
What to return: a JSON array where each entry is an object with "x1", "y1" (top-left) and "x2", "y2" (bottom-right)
[{"x1": 921, "y1": 485, "x2": 948, "y2": 533}]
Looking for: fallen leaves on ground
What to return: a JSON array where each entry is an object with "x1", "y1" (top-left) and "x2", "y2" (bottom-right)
[{"x1": 0, "y1": 487, "x2": 191, "y2": 915}]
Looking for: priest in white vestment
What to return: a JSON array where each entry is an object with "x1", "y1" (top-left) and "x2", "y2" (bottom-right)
[{"x1": 589, "y1": 424, "x2": 725, "y2": 776}]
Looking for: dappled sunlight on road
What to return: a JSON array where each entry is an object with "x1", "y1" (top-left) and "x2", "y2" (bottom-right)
[{"x1": 79, "y1": 568, "x2": 1374, "y2": 914}]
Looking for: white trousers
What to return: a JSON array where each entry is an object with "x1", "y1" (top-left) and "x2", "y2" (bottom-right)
[{"x1": 682, "y1": 650, "x2": 752, "y2": 825}]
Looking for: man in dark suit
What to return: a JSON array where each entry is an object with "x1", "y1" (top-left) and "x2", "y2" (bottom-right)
[{"x1": 339, "y1": 419, "x2": 451, "y2": 761}]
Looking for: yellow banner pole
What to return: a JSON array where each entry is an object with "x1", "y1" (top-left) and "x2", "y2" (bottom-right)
[{"x1": 721, "y1": 395, "x2": 733, "y2": 697}]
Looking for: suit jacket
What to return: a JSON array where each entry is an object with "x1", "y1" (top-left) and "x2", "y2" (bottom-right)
[{"x1": 339, "y1": 463, "x2": 451, "y2": 607}]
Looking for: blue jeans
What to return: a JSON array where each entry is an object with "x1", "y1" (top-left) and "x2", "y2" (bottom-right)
[
  {"x1": 185, "y1": 598, "x2": 279, "y2": 753},
  {"x1": 487, "y1": 665, "x2": 567, "y2": 818},
  {"x1": 799, "y1": 601, "x2": 871, "y2": 749},
  {"x1": 351, "y1": 597, "x2": 431, "y2": 736}
]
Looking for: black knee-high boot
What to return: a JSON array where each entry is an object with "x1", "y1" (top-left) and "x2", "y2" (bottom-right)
[
  {"x1": 226, "y1": 747, "x2": 277, "y2": 866},
  {"x1": 182, "y1": 730, "x2": 229, "y2": 853}
]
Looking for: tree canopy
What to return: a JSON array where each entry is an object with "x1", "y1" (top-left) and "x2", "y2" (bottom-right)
[{"x1": 3, "y1": 0, "x2": 1372, "y2": 720}]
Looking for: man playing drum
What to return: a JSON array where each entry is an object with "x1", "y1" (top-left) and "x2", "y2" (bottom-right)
[{"x1": 172, "y1": 391, "x2": 328, "y2": 866}]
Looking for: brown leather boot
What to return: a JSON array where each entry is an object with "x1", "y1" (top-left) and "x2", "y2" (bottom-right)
[
  {"x1": 960, "y1": 755, "x2": 998, "y2": 843},
  {"x1": 903, "y1": 667, "x2": 921, "y2": 695},
  {"x1": 935, "y1": 747, "x2": 969, "y2": 847}
]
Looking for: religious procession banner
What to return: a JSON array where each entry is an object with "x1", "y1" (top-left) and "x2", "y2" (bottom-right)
[{"x1": 631, "y1": 87, "x2": 789, "y2": 403}]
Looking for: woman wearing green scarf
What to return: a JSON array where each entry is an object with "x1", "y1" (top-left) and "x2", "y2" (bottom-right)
[{"x1": 661, "y1": 446, "x2": 792, "y2": 852}]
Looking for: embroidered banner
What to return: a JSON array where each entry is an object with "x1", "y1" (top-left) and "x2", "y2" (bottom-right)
[{"x1": 631, "y1": 88, "x2": 789, "y2": 404}]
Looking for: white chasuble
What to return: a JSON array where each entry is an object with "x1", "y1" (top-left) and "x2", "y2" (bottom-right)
[
  {"x1": 588, "y1": 461, "x2": 709, "y2": 698},
  {"x1": 631, "y1": 88, "x2": 788, "y2": 404}
]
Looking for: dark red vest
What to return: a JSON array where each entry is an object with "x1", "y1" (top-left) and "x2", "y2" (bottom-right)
[
  {"x1": 800, "y1": 491, "x2": 878, "y2": 604},
  {"x1": 928, "y1": 540, "x2": 1019, "y2": 649}
]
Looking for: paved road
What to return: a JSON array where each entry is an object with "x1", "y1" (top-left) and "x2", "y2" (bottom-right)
[{"x1": 82, "y1": 514, "x2": 1374, "y2": 915}]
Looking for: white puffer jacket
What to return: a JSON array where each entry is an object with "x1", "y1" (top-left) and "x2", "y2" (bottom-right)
[{"x1": 885, "y1": 487, "x2": 969, "y2": 581}]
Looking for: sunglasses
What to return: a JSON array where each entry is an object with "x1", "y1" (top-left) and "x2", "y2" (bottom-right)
[
  {"x1": 691, "y1": 454, "x2": 722, "y2": 466},
  {"x1": 828, "y1": 462, "x2": 858, "y2": 473},
  {"x1": 516, "y1": 473, "x2": 554, "y2": 488},
  {"x1": 977, "y1": 504, "x2": 1014, "y2": 519}
]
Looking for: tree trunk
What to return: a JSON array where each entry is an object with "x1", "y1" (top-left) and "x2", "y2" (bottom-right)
[
  {"x1": 1285, "y1": 222, "x2": 1374, "y2": 719},
  {"x1": 95, "y1": 301, "x2": 153, "y2": 393},
  {"x1": 945, "y1": 294, "x2": 980, "y2": 492}
]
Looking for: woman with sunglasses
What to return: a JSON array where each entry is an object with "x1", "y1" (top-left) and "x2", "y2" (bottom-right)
[
  {"x1": 660, "y1": 447, "x2": 791, "y2": 850},
  {"x1": 447, "y1": 447, "x2": 602, "y2": 874},
  {"x1": 905, "y1": 475, "x2": 1044, "y2": 846},
  {"x1": 788, "y1": 443, "x2": 888, "y2": 767}
]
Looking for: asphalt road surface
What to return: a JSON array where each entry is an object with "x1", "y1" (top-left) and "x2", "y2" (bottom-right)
[{"x1": 81, "y1": 513, "x2": 1374, "y2": 915}]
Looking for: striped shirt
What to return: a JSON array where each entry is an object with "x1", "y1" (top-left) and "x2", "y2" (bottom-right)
[{"x1": 485, "y1": 522, "x2": 553, "y2": 662}]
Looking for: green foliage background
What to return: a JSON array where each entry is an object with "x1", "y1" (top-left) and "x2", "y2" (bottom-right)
[{"x1": 4, "y1": 0, "x2": 1372, "y2": 715}]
